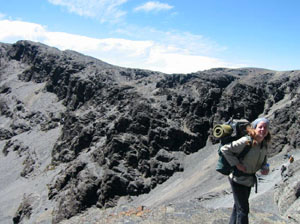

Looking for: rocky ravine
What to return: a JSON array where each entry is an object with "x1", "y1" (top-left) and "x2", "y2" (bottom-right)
[{"x1": 0, "y1": 40, "x2": 299, "y2": 224}]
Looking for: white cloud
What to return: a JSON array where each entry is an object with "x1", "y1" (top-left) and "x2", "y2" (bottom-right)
[
  {"x1": 0, "y1": 13, "x2": 5, "y2": 19},
  {"x1": 134, "y1": 1, "x2": 173, "y2": 12},
  {"x1": 114, "y1": 26, "x2": 226, "y2": 55},
  {"x1": 48, "y1": 0, "x2": 127, "y2": 23},
  {"x1": 0, "y1": 20, "x2": 47, "y2": 42},
  {"x1": 0, "y1": 19, "x2": 243, "y2": 74}
]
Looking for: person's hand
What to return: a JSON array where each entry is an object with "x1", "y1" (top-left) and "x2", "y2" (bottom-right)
[
  {"x1": 236, "y1": 163, "x2": 247, "y2": 172},
  {"x1": 261, "y1": 163, "x2": 270, "y2": 175}
]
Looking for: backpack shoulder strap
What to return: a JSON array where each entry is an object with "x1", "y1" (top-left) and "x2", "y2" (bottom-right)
[{"x1": 238, "y1": 135, "x2": 253, "y2": 159}]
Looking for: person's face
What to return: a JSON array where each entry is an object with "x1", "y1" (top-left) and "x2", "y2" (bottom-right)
[{"x1": 255, "y1": 121, "x2": 269, "y2": 141}]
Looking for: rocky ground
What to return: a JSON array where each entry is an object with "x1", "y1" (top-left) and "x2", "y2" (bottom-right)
[
  {"x1": 0, "y1": 40, "x2": 299, "y2": 224},
  {"x1": 58, "y1": 146, "x2": 300, "y2": 224}
]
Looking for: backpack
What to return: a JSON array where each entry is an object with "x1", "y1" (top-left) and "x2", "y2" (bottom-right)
[{"x1": 213, "y1": 118, "x2": 252, "y2": 175}]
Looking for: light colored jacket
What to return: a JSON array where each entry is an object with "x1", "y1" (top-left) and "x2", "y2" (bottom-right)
[{"x1": 220, "y1": 136, "x2": 268, "y2": 187}]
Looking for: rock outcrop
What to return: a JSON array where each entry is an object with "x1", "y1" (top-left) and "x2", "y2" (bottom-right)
[{"x1": 0, "y1": 40, "x2": 299, "y2": 223}]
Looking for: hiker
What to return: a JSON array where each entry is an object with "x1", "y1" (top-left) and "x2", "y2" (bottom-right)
[
  {"x1": 220, "y1": 117, "x2": 271, "y2": 224},
  {"x1": 281, "y1": 154, "x2": 294, "y2": 180}
]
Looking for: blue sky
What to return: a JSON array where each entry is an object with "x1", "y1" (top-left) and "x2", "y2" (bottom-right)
[{"x1": 0, "y1": 0, "x2": 299, "y2": 74}]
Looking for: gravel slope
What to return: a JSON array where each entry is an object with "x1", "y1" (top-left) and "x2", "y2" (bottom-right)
[{"x1": 60, "y1": 145, "x2": 300, "y2": 224}]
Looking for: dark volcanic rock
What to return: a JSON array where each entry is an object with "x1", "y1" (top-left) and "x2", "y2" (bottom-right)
[
  {"x1": 49, "y1": 161, "x2": 101, "y2": 223},
  {"x1": 274, "y1": 159, "x2": 300, "y2": 220},
  {"x1": 0, "y1": 40, "x2": 299, "y2": 223},
  {"x1": 12, "y1": 194, "x2": 38, "y2": 224}
]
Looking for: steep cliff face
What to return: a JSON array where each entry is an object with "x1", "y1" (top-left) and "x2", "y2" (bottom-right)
[{"x1": 0, "y1": 40, "x2": 299, "y2": 223}]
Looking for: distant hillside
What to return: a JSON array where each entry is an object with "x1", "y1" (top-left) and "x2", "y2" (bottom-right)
[{"x1": 0, "y1": 40, "x2": 299, "y2": 224}]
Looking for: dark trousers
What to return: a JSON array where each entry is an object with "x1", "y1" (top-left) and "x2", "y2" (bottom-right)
[{"x1": 229, "y1": 178, "x2": 251, "y2": 224}]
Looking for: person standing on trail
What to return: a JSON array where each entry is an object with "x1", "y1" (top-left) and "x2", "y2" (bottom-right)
[{"x1": 220, "y1": 117, "x2": 271, "y2": 224}]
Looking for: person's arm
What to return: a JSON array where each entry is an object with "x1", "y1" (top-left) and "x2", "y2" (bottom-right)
[{"x1": 220, "y1": 136, "x2": 249, "y2": 171}]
